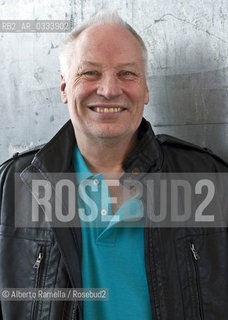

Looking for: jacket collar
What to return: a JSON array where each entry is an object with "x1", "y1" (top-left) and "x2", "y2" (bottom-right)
[
  {"x1": 32, "y1": 120, "x2": 76, "y2": 173},
  {"x1": 31, "y1": 117, "x2": 163, "y2": 174},
  {"x1": 123, "y1": 118, "x2": 163, "y2": 173}
]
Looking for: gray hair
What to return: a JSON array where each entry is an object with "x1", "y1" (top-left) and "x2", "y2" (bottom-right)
[{"x1": 59, "y1": 10, "x2": 148, "y2": 79}]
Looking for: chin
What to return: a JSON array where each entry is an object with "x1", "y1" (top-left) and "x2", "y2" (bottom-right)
[
  {"x1": 95, "y1": 132, "x2": 122, "y2": 139},
  {"x1": 91, "y1": 125, "x2": 124, "y2": 137}
]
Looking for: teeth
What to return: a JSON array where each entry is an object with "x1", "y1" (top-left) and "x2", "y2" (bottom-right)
[{"x1": 93, "y1": 107, "x2": 124, "y2": 113}]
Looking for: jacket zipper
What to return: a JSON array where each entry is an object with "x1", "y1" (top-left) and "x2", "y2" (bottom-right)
[
  {"x1": 32, "y1": 248, "x2": 44, "y2": 319},
  {"x1": 33, "y1": 252, "x2": 43, "y2": 269},
  {"x1": 190, "y1": 243, "x2": 204, "y2": 320}
]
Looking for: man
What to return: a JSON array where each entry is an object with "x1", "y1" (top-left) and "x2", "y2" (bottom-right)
[{"x1": 0, "y1": 10, "x2": 228, "y2": 320}]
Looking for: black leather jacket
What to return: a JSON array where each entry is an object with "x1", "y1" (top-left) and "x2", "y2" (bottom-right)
[{"x1": 0, "y1": 118, "x2": 228, "y2": 320}]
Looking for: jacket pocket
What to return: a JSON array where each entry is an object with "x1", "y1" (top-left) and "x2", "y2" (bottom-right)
[
  {"x1": 189, "y1": 242, "x2": 204, "y2": 320},
  {"x1": 31, "y1": 244, "x2": 51, "y2": 320},
  {"x1": 0, "y1": 226, "x2": 52, "y2": 320},
  {"x1": 0, "y1": 226, "x2": 77, "y2": 320},
  {"x1": 175, "y1": 229, "x2": 228, "y2": 320}
]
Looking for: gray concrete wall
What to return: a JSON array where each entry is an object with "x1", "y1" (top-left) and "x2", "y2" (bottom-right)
[{"x1": 0, "y1": 0, "x2": 228, "y2": 163}]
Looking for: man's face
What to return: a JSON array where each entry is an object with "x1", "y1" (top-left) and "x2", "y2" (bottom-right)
[{"x1": 61, "y1": 23, "x2": 149, "y2": 142}]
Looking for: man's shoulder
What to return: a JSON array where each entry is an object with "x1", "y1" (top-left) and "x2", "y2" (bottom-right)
[
  {"x1": 0, "y1": 145, "x2": 45, "y2": 216},
  {"x1": 156, "y1": 133, "x2": 213, "y2": 152},
  {"x1": 156, "y1": 134, "x2": 228, "y2": 171},
  {"x1": 0, "y1": 144, "x2": 44, "y2": 176}
]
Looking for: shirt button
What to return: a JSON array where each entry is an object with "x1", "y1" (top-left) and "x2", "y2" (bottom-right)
[
  {"x1": 101, "y1": 209, "x2": 107, "y2": 216},
  {"x1": 94, "y1": 179, "x2": 100, "y2": 186}
]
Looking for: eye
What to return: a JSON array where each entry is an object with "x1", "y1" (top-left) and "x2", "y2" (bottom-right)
[
  {"x1": 81, "y1": 70, "x2": 101, "y2": 80},
  {"x1": 119, "y1": 71, "x2": 137, "y2": 79},
  {"x1": 77, "y1": 69, "x2": 100, "y2": 81},
  {"x1": 122, "y1": 71, "x2": 134, "y2": 76},
  {"x1": 83, "y1": 71, "x2": 97, "y2": 76}
]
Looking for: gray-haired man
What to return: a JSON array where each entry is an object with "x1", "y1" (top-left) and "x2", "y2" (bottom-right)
[{"x1": 0, "y1": 10, "x2": 228, "y2": 320}]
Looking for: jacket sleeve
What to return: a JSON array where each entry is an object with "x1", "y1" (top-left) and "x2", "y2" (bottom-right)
[
  {"x1": 0, "y1": 159, "x2": 15, "y2": 319},
  {"x1": 0, "y1": 161, "x2": 8, "y2": 318},
  {"x1": 0, "y1": 159, "x2": 15, "y2": 223}
]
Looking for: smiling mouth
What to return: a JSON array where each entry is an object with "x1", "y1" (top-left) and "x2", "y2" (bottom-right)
[{"x1": 89, "y1": 106, "x2": 126, "y2": 113}]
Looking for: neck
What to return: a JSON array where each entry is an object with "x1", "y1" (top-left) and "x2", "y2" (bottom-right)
[{"x1": 75, "y1": 132, "x2": 138, "y2": 174}]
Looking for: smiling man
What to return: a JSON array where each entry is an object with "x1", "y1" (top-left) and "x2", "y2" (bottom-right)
[
  {"x1": 60, "y1": 21, "x2": 149, "y2": 174},
  {"x1": 0, "y1": 10, "x2": 228, "y2": 320},
  {"x1": 59, "y1": 16, "x2": 152, "y2": 320}
]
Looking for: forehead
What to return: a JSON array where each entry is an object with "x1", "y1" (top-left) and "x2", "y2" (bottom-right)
[{"x1": 71, "y1": 24, "x2": 144, "y2": 66}]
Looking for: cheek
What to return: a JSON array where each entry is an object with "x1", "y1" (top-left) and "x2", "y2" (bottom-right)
[
  {"x1": 73, "y1": 83, "x2": 95, "y2": 105},
  {"x1": 127, "y1": 82, "x2": 147, "y2": 100}
]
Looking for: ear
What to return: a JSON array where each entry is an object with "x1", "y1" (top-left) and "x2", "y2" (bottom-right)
[
  {"x1": 144, "y1": 85, "x2": 149, "y2": 105},
  {"x1": 60, "y1": 75, "x2": 68, "y2": 104}
]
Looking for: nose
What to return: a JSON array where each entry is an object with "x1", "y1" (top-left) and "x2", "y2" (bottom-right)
[{"x1": 96, "y1": 73, "x2": 123, "y2": 99}]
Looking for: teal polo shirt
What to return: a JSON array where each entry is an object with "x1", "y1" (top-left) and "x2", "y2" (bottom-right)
[{"x1": 73, "y1": 146, "x2": 152, "y2": 320}]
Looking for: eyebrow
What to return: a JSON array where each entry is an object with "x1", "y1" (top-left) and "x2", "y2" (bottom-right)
[{"x1": 81, "y1": 61, "x2": 138, "y2": 68}]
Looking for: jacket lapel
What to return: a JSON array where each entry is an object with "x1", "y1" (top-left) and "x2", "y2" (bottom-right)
[{"x1": 20, "y1": 120, "x2": 82, "y2": 290}]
